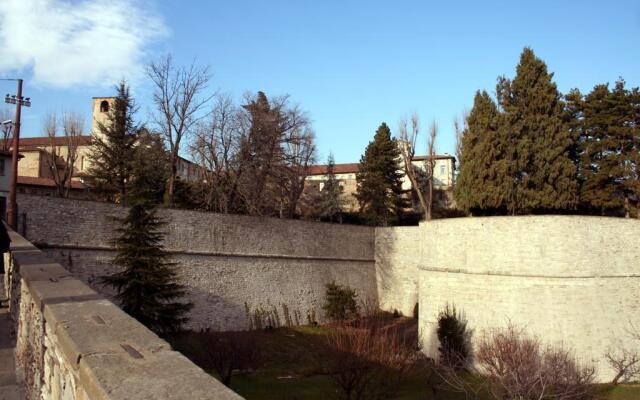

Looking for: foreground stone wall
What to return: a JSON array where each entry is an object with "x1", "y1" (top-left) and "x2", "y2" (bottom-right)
[
  {"x1": 418, "y1": 216, "x2": 640, "y2": 382},
  {"x1": 18, "y1": 194, "x2": 377, "y2": 330},
  {"x1": 3, "y1": 228, "x2": 242, "y2": 400}
]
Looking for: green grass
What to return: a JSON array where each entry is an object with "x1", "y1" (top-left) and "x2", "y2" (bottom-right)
[{"x1": 169, "y1": 323, "x2": 640, "y2": 400}]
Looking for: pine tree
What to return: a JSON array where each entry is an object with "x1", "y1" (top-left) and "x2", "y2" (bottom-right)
[
  {"x1": 87, "y1": 81, "x2": 138, "y2": 205},
  {"x1": 497, "y1": 47, "x2": 578, "y2": 214},
  {"x1": 454, "y1": 91, "x2": 506, "y2": 214},
  {"x1": 317, "y1": 153, "x2": 345, "y2": 222},
  {"x1": 355, "y1": 123, "x2": 408, "y2": 226},
  {"x1": 101, "y1": 203, "x2": 192, "y2": 334}
]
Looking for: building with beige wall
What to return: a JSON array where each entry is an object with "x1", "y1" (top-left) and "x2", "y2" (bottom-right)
[
  {"x1": 7, "y1": 96, "x2": 202, "y2": 194},
  {"x1": 306, "y1": 154, "x2": 456, "y2": 212}
]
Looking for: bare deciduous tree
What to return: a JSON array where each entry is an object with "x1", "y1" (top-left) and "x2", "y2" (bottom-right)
[
  {"x1": 44, "y1": 112, "x2": 83, "y2": 198},
  {"x1": 235, "y1": 92, "x2": 315, "y2": 217},
  {"x1": 605, "y1": 347, "x2": 640, "y2": 385},
  {"x1": 425, "y1": 121, "x2": 438, "y2": 220},
  {"x1": 190, "y1": 93, "x2": 242, "y2": 213},
  {"x1": 147, "y1": 54, "x2": 213, "y2": 206},
  {"x1": 190, "y1": 92, "x2": 315, "y2": 217},
  {"x1": 453, "y1": 110, "x2": 469, "y2": 169},
  {"x1": 398, "y1": 113, "x2": 428, "y2": 216},
  {"x1": 397, "y1": 115, "x2": 438, "y2": 220},
  {"x1": 280, "y1": 124, "x2": 316, "y2": 218},
  {"x1": 604, "y1": 323, "x2": 640, "y2": 385}
]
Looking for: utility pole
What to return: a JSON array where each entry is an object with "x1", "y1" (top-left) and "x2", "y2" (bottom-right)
[{"x1": 4, "y1": 79, "x2": 31, "y2": 229}]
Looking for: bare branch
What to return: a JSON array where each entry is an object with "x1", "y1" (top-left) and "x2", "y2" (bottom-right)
[
  {"x1": 44, "y1": 112, "x2": 84, "y2": 197},
  {"x1": 147, "y1": 54, "x2": 214, "y2": 206}
]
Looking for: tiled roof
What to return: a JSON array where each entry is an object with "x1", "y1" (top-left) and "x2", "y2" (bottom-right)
[
  {"x1": 307, "y1": 163, "x2": 360, "y2": 175},
  {"x1": 3, "y1": 135, "x2": 93, "y2": 149},
  {"x1": 17, "y1": 176, "x2": 86, "y2": 190},
  {"x1": 412, "y1": 154, "x2": 456, "y2": 161},
  {"x1": 307, "y1": 154, "x2": 456, "y2": 176}
]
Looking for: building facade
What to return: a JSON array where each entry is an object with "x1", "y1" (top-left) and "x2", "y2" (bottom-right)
[
  {"x1": 6, "y1": 96, "x2": 202, "y2": 196},
  {"x1": 306, "y1": 154, "x2": 456, "y2": 212}
]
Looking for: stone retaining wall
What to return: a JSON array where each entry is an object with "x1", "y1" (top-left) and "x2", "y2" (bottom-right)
[
  {"x1": 3, "y1": 228, "x2": 243, "y2": 400},
  {"x1": 418, "y1": 215, "x2": 640, "y2": 382},
  {"x1": 17, "y1": 194, "x2": 378, "y2": 330}
]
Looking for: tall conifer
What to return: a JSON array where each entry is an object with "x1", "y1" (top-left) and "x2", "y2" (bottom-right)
[
  {"x1": 497, "y1": 48, "x2": 578, "y2": 214},
  {"x1": 454, "y1": 91, "x2": 506, "y2": 214},
  {"x1": 101, "y1": 204, "x2": 192, "y2": 334},
  {"x1": 579, "y1": 80, "x2": 640, "y2": 216},
  {"x1": 87, "y1": 81, "x2": 138, "y2": 205},
  {"x1": 355, "y1": 123, "x2": 408, "y2": 226}
]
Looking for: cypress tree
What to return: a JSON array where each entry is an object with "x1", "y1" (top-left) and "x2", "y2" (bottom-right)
[
  {"x1": 454, "y1": 91, "x2": 506, "y2": 214},
  {"x1": 355, "y1": 122, "x2": 408, "y2": 226},
  {"x1": 87, "y1": 81, "x2": 138, "y2": 205},
  {"x1": 317, "y1": 153, "x2": 345, "y2": 222},
  {"x1": 579, "y1": 80, "x2": 640, "y2": 217},
  {"x1": 497, "y1": 48, "x2": 578, "y2": 214},
  {"x1": 101, "y1": 204, "x2": 192, "y2": 334}
]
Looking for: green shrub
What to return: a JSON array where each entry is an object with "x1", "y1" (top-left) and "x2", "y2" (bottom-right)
[
  {"x1": 436, "y1": 304, "x2": 471, "y2": 369},
  {"x1": 322, "y1": 281, "x2": 359, "y2": 321}
]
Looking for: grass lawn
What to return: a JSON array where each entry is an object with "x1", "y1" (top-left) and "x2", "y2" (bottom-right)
[{"x1": 169, "y1": 321, "x2": 640, "y2": 400}]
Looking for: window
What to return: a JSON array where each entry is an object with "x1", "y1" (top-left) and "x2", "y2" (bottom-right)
[
  {"x1": 440, "y1": 164, "x2": 445, "y2": 175},
  {"x1": 100, "y1": 100, "x2": 109, "y2": 113},
  {"x1": 80, "y1": 156, "x2": 84, "y2": 171},
  {"x1": 0, "y1": 159, "x2": 5, "y2": 176}
]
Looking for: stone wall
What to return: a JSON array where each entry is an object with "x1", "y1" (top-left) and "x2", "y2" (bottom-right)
[
  {"x1": 374, "y1": 226, "x2": 421, "y2": 317},
  {"x1": 17, "y1": 194, "x2": 377, "y2": 330},
  {"x1": 417, "y1": 216, "x2": 640, "y2": 382},
  {"x1": 3, "y1": 228, "x2": 242, "y2": 400}
]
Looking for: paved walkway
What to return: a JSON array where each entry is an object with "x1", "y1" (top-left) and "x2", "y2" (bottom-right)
[{"x1": 0, "y1": 279, "x2": 23, "y2": 400}]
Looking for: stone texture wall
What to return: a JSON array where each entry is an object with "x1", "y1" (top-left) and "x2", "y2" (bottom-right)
[
  {"x1": 417, "y1": 216, "x2": 640, "y2": 382},
  {"x1": 374, "y1": 226, "x2": 421, "y2": 317},
  {"x1": 17, "y1": 194, "x2": 377, "y2": 330},
  {"x1": 3, "y1": 228, "x2": 242, "y2": 400}
]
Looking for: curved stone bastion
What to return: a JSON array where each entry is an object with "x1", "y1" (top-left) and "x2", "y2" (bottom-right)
[{"x1": 418, "y1": 215, "x2": 640, "y2": 382}]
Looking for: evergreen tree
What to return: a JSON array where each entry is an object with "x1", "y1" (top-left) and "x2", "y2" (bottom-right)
[
  {"x1": 497, "y1": 47, "x2": 578, "y2": 214},
  {"x1": 454, "y1": 91, "x2": 507, "y2": 214},
  {"x1": 579, "y1": 80, "x2": 640, "y2": 217},
  {"x1": 128, "y1": 130, "x2": 170, "y2": 206},
  {"x1": 355, "y1": 123, "x2": 408, "y2": 226},
  {"x1": 87, "y1": 81, "x2": 138, "y2": 205},
  {"x1": 317, "y1": 153, "x2": 345, "y2": 222},
  {"x1": 101, "y1": 203, "x2": 192, "y2": 334}
]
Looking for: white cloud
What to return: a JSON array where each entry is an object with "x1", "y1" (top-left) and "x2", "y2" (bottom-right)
[{"x1": 0, "y1": 0, "x2": 168, "y2": 88}]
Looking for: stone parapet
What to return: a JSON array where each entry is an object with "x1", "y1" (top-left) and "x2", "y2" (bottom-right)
[{"x1": 3, "y1": 228, "x2": 243, "y2": 400}]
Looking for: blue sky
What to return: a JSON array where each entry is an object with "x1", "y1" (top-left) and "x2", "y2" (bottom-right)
[{"x1": 0, "y1": 0, "x2": 639, "y2": 163}]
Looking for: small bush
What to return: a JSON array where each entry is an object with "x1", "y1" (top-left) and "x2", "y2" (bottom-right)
[
  {"x1": 324, "y1": 321, "x2": 417, "y2": 400},
  {"x1": 477, "y1": 325, "x2": 595, "y2": 400},
  {"x1": 436, "y1": 304, "x2": 471, "y2": 369},
  {"x1": 323, "y1": 281, "x2": 359, "y2": 321},
  {"x1": 413, "y1": 302, "x2": 419, "y2": 319}
]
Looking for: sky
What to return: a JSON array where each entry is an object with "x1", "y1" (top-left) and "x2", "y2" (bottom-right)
[{"x1": 0, "y1": 0, "x2": 638, "y2": 163}]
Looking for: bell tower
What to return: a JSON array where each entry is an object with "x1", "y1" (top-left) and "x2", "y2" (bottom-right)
[{"x1": 91, "y1": 97, "x2": 115, "y2": 137}]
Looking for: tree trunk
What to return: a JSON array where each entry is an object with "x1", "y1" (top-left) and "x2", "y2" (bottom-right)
[{"x1": 166, "y1": 159, "x2": 178, "y2": 207}]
